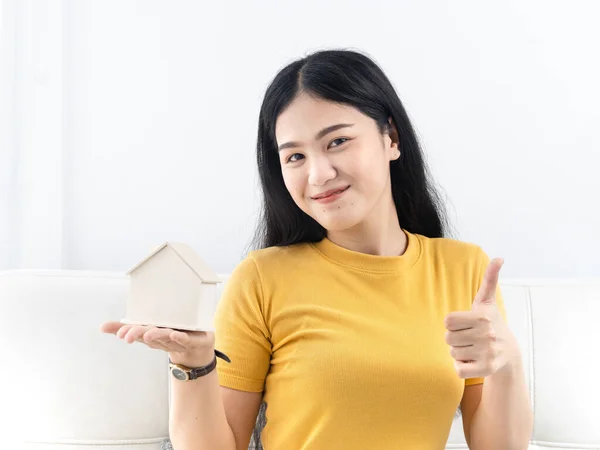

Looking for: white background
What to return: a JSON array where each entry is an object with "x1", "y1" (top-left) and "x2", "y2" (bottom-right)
[{"x1": 1, "y1": 0, "x2": 599, "y2": 278}]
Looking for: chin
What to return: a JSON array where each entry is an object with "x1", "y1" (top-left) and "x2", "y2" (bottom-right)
[{"x1": 313, "y1": 212, "x2": 362, "y2": 233}]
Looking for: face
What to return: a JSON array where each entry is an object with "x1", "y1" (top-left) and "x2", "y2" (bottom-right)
[{"x1": 275, "y1": 92, "x2": 400, "y2": 233}]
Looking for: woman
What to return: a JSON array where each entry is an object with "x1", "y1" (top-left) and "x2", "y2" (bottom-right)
[{"x1": 102, "y1": 49, "x2": 532, "y2": 449}]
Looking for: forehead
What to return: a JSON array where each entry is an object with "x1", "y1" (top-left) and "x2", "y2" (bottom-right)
[{"x1": 275, "y1": 93, "x2": 365, "y2": 141}]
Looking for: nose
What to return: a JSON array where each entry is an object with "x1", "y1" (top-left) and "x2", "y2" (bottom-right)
[{"x1": 307, "y1": 155, "x2": 337, "y2": 186}]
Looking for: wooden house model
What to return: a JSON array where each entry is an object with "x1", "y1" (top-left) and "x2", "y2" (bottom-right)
[{"x1": 121, "y1": 242, "x2": 221, "y2": 331}]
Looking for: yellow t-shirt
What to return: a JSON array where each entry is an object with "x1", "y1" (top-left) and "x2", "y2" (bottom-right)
[{"x1": 214, "y1": 229, "x2": 507, "y2": 450}]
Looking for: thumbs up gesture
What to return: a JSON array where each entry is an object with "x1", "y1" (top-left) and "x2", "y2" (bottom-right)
[{"x1": 444, "y1": 257, "x2": 519, "y2": 379}]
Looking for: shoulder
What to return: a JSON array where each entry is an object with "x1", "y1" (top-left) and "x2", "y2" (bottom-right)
[
  {"x1": 220, "y1": 243, "x2": 314, "y2": 317},
  {"x1": 226, "y1": 242, "x2": 314, "y2": 284},
  {"x1": 413, "y1": 232, "x2": 490, "y2": 286},
  {"x1": 248, "y1": 241, "x2": 315, "y2": 260},
  {"x1": 244, "y1": 242, "x2": 315, "y2": 272},
  {"x1": 415, "y1": 232, "x2": 487, "y2": 264},
  {"x1": 411, "y1": 233, "x2": 494, "y2": 309}
]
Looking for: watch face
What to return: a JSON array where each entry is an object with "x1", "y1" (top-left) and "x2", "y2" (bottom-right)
[{"x1": 172, "y1": 368, "x2": 188, "y2": 381}]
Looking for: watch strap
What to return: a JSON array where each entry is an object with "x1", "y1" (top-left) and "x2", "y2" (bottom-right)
[
  {"x1": 169, "y1": 349, "x2": 231, "y2": 381},
  {"x1": 188, "y1": 356, "x2": 218, "y2": 379},
  {"x1": 214, "y1": 349, "x2": 231, "y2": 363}
]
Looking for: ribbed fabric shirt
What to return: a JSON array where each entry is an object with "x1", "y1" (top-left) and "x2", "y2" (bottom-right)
[{"x1": 214, "y1": 229, "x2": 507, "y2": 449}]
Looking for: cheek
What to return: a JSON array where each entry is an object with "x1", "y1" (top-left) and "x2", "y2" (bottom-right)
[
  {"x1": 282, "y1": 170, "x2": 306, "y2": 203},
  {"x1": 352, "y1": 153, "x2": 389, "y2": 192}
]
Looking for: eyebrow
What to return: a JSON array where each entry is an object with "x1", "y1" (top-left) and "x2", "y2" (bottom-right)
[{"x1": 277, "y1": 123, "x2": 354, "y2": 152}]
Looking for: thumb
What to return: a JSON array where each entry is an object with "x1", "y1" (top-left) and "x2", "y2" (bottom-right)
[{"x1": 473, "y1": 257, "x2": 504, "y2": 307}]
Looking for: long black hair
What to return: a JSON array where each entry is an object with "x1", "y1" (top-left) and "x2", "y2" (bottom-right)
[{"x1": 250, "y1": 48, "x2": 452, "y2": 251}]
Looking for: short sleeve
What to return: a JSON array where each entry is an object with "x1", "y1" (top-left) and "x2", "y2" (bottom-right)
[
  {"x1": 214, "y1": 255, "x2": 272, "y2": 392},
  {"x1": 465, "y1": 249, "x2": 508, "y2": 387}
]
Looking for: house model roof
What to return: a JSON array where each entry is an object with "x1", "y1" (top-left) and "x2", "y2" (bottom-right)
[{"x1": 126, "y1": 242, "x2": 221, "y2": 283}]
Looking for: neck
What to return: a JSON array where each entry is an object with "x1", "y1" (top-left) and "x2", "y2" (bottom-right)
[{"x1": 327, "y1": 196, "x2": 407, "y2": 257}]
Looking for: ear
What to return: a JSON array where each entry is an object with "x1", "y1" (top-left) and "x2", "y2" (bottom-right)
[{"x1": 386, "y1": 117, "x2": 400, "y2": 161}]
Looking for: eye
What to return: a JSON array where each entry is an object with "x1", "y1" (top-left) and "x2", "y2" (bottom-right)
[
  {"x1": 286, "y1": 153, "x2": 304, "y2": 163},
  {"x1": 329, "y1": 137, "x2": 349, "y2": 148}
]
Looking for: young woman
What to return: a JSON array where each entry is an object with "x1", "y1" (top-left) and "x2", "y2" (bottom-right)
[{"x1": 102, "y1": 49, "x2": 532, "y2": 450}]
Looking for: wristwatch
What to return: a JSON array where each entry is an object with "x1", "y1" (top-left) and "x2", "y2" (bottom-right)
[{"x1": 169, "y1": 349, "x2": 231, "y2": 381}]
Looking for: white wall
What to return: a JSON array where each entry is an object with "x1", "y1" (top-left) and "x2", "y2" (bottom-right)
[{"x1": 2, "y1": 0, "x2": 599, "y2": 278}]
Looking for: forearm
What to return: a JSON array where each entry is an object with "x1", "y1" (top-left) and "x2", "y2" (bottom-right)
[
  {"x1": 169, "y1": 369, "x2": 236, "y2": 450},
  {"x1": 470, "y1": 353, "x2": 533, "y2": 450}
]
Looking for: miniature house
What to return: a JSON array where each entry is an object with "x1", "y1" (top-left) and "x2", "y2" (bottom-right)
[{"x1": 121, "y1": 242, "x2": 222, "y2": 331}]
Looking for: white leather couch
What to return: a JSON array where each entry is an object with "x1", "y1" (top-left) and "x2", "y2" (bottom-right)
[{"x1": 1, "y1": 270, "x2": 599, "y2": 449}]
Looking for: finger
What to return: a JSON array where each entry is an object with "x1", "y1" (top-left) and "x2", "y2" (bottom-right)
[
  {"x1": 445, "y1": 328, "x2": 477, "y2": 346},
  {"x1": 123, "y1": 325, "x2": 152, "y2": 344},
  {"x1": 143, "y1": 327, "x2": 175, "y2": 342},
  {"x1": 170, "y1": 330, "x2": 192, "y2": 346},
  {"x1": 100, "y1": 322, "x2": 125, "y2": 334},
  {"x1": 450, "y1": 346, "x2": 476, "y2": 363},
  {"x1": 444, "y1": 311, "x2": 478, "y2": 331},
  {"x1": 454, "y1": 361, "x2": 480, "y2": 379},
  {"x1": 474, "y1": 258, "x2": 504, "y2": 304},
  {"x1": 116, "y1": 324, "x2": 134, "y2": 339}
]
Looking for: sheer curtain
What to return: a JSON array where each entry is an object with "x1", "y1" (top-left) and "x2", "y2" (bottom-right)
[
  {"x1": 0, "y1": 0, "x2": 18, "y2": 270},
  {"x1": 0, "y1": 0, "x2": 66, "y2": 270}
]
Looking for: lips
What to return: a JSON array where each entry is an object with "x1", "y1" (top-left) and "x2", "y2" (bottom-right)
[{"x1": 312, "y1": 186, "x2": 350, "y2": 200}]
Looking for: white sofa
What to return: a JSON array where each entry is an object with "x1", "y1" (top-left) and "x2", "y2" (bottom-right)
[{"x1": 1, "y1": 270, "x2": 599, "y2": 449}]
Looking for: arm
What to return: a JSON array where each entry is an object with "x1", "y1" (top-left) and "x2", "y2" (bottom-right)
[
  {"x1": 468, "y1": 347, "x2": 533, "y2": 450},
  {"x1": 101, "y1": 322, "x2": 264, "y2": 450},
  {"x1": 450, "y1": 252, "x2": 533, "y2": 450},
  {"x1": 169, "y1": 351, "x2": 263, "y2": 450},
  {"x1": 170, "y1": 255, "x2": 271, "y2": 449}
]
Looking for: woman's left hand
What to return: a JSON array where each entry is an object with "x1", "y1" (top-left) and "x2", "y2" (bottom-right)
[{"x1": 444, "y1": 257, "x2": 521, "y2": 379}]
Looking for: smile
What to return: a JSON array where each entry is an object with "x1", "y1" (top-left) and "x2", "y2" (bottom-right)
[{"x1": 312, "y1": 186, "x2": 350, "y2": 204}]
